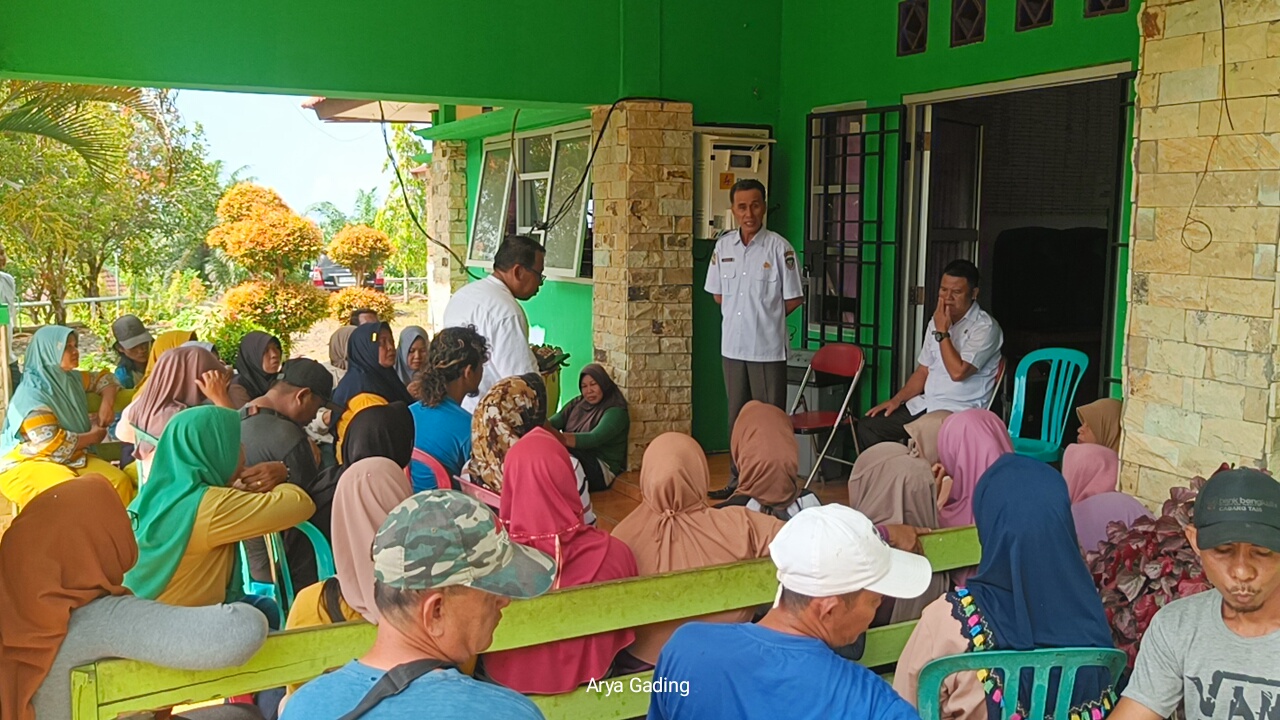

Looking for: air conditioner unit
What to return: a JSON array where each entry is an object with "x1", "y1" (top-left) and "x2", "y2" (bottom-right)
[{"x1": 694, "y1": 127, "x2": 774, "y2": 241}]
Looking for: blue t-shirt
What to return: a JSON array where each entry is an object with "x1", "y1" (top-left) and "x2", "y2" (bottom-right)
[
  {"x1": 409, "y1": 397, "x2": 472, "y2": 490},
  {"x1": 647, "y1": 623, "x2": 920, "y2": 720},
  {"x1": 282, "y1": 662, "x2": 544, "y2": 720}
]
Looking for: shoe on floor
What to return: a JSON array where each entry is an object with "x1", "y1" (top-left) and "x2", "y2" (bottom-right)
[{"x1": 707, "y1": 485, "x2": 736, "y2": 500}]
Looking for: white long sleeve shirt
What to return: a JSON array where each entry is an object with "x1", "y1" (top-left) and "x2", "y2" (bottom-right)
[{"x1": 442, "y1": 275, "x2": 539, "y2": 413}]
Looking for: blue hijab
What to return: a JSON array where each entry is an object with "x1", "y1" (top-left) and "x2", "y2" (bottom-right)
[
  {"x1": 963, "y1": 454, "x2": 1117, "y2": 718},
  {"x1": 1, "y1": 326, "x2": 91, "y2": 454},
  {"x1": 333, "y1": 322, "x2": 414, "y2": 408}
]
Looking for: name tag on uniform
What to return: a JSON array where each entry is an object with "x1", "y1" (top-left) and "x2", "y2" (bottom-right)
[{"x1": 720, "y1": 257, "x2": 735, "y2": 263}]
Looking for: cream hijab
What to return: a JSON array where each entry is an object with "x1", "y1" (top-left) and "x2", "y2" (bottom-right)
[{"x1": 332, "y1": 457, "x2": 413, "y2": 623}]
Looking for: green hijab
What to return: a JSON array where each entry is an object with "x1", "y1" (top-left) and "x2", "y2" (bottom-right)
[
  {"x1": 1, "y1": 326, "x2": 90, "y2": 455},
  {"x1": 124, "y1": 405, "x2": 242, "y2": 600}
]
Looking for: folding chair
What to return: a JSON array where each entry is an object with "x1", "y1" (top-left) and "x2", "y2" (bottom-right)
[
  {"x1": 788, "y1": 343, "x2": 866, "y2": 489},
  {"x1": 986, "y1": 356, "x2": 1007, "y2": 412}
]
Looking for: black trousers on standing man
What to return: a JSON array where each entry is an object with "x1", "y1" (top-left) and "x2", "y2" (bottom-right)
[{"x1": 720, "y1": 358, "x2": 788, "y2": 493}]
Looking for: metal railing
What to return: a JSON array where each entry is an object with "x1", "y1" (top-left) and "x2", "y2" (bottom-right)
[{"x1": 15, "y1": 295, "x2": 129, "y2": 326}]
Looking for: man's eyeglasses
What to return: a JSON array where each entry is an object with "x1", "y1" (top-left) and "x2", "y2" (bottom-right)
[{"x1": 521, "y1": 264, "x2": 545, "y2": 281}]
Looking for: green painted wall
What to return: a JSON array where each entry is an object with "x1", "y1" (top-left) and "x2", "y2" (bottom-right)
[{"x1": 463, "y1": 140, "x2": 594, "y2": 411}]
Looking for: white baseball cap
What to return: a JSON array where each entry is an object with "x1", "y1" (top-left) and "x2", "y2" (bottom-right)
[{"x1": 769, "y1": 505, "x2": 932, "y2": 600}]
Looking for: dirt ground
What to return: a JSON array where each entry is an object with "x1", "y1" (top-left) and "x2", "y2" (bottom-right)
[{"x1": 290, "y1": 297, "x2": 433, "y2": 362}]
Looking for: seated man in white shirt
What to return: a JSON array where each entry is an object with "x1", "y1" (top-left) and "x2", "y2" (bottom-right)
[
  {"x1": 856, "y1": 260, "x2": 1002, "y2": 452},
  {"x1": 442, "y1": 235, "x2": 545, "y2": 413}
]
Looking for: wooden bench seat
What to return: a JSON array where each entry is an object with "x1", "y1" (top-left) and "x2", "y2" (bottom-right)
[{"x1": 71, "y1": 526, "x2": 981, "y2": 720}]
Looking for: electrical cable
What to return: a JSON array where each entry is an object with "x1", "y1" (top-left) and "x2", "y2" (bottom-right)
[{"x1": 377, "y1": 101, "x2": 480, "y2": 280}]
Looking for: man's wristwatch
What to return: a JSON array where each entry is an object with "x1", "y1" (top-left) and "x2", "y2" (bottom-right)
[{"x1": 933, "y1": 330, "x2": 950, "y2": 343}]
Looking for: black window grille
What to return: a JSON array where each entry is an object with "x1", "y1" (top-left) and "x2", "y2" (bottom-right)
[
  {"x1": 1085, "y1": 0, "x2": 1128, "y2": 17},
  {"x1": 952, "y1": 0, "x2": 986, "y2": 46},
  {"x1": 1016, "y1": 0, "x2": 1053, "y2": 30},
  {"x1": 1101, "y1": 73, "x2": 1136, "y2": 396},
  {"x1": 898, "y1": 0, "x2": 929, "y2": 56},
  {"x1": 803, "y1": 107, "x2": 907, "y2": 405}
]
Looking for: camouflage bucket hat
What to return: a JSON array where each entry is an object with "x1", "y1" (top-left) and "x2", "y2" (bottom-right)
[{"x1": 373, "y1": 490, "x2": 556, "y2": 599}]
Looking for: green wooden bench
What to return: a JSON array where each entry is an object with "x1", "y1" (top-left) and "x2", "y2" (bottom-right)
[{"x1": 71, "y1": 526, "x2": 981, "y2": 720}]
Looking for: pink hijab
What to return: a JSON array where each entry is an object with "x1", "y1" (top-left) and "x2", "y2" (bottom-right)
[
  {"x1": 332, "y1": 457, "x2": 413, "y2": 623},
  {"x1": 936, "y1": 409, "x2": 1012, "y2": 527},
  {"x1": 1061, "y1": 444, "x2": 1119, "y2": 505},
  {"x1": 485, "y1": 428, "x2": 637, "y2": 694}
]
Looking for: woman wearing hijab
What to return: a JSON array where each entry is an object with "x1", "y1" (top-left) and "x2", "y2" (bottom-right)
[
  {"x1": 135, "y1": 329, "x2": 197, "y2": 392},
  {"x1": 117, "y1": 346, "x2": 235, "y2": 481},
  {"x1": 228, "y1": 331, "x2": 283, "y2": 408},
  {"x1": 0, "y1": 477, "x2": 269, "y2": 720},
  {"x1": 468, "y1": 373, "x2": 596, "y2": 523},
  {"x1": 1073, "y1": 492, "x2": 1153, "y2": 554},
  {"x1": 935, "y1": 409, "x2": 1013, "y2": 528},
  {"x1": 0, "y1": 326, "x2": 133, "y2": 509},
  {"x1": 1062, "y1": 442, "x2": 1152, "y2": 553},
  {"x1": 549, "y1": 364, "x2": 631, "y2": 491},
  {"x1": 848, "y1": 410, "x2": 950, "y2": 528},
  {"x1": 1076, "y1": 397, "x2": 1123, "y2": 452},
  {"x1": 716, "y1": 401, "x2": 819, "y2": 520},
  {"x1": 286, "y1": 456, "x2": 413, "y2": 629},
  {"x1": 125, "y1": 406, "x2": 315, "y2": 607},
  {"x1": 483, "y1": 429, "x2": 638, "y2": 694},
  {"x1": 328, "y1": 325, "x2": 356, "y2": 376},
  {"x1": 395, "y1": 325, "x2": 429, "y2": 387},
  {"x1": 894, "y1": 455, "x2": 1119, "y2": 720},
  {"x1": 612, "y1": 433, "x2": 782, "y2": 665},
  {"x1": 333, "y1": 322, "x2": 414, "y2": 409}
]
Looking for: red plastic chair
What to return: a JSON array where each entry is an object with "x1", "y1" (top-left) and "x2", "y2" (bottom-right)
[
  {"x1": 410, "y1": 448, "x2": 455, "y2": 492},
  {"x1": 788, "y1": 343, "x2": 866, "y2": 488},
  {"x1": 987, "y1": 355, "x2": 1007, "y2": 412}
]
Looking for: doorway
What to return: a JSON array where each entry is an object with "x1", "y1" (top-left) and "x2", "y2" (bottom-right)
[{"x1": 905, "y1": 76, "x2": 1132, "y2": 429}]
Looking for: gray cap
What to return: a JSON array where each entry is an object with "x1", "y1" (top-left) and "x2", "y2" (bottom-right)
[{"x1": 111, "y1": 315, "x2": 153, "y2": 350}]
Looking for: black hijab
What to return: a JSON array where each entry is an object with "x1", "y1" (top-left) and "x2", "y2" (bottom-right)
[
  {"x1": 333, "y1": 322, "x2": 414, "y2": 408},
  {"x1": 231, "y1": 331, "x2": 281, "y2": 401},
  {"x1": 310, "y1": 402, "x2": 416, "y2": 528}
]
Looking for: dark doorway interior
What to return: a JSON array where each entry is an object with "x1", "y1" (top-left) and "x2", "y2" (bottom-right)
[{"x1": 925, "y1": 79, "x2": 1127, "y2": 433}]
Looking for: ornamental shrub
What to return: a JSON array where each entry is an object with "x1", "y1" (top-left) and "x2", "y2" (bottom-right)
[
  {"x1": 328, "y1": 224, "x2": 393, "y2": 286},
  {"x1": 207, "y1": 183, "x2": 323, "y2": 281},
  {"x1": 223, "y1": 280, "x2": 328, "y2": 347},
  {"x1": 328, "y1": 286, "x2": 396, "y2": 323}
]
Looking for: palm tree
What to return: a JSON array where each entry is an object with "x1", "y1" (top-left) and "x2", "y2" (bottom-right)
[{"x1": 0, "y1": 81, "x2": 167, "y2": 180}]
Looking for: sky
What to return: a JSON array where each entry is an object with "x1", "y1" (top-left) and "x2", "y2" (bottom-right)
[{"x1": 172, "y1": 90, "x2": 395, "y2": 215}]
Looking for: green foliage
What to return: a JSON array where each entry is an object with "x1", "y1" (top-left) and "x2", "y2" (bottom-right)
[{"x1": 375, "y1": 125, "x2": 429, "y2": 277}]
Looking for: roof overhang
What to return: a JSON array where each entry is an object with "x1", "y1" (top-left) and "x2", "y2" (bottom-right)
[{"x1": 302, "y1": 98, "x2": 488, "y2": 123}]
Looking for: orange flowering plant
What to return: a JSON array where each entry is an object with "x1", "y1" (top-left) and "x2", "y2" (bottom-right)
[
  {"x1": 207, "y1": 183, "x2": 323, "y2": 281},
  {"x1": 328, "y1": 224, "x2": 392, "y2": 286},
  {"x1": 223, "y1": 280, "x2": 329, "y2": 345},
  {"x1": 328, "y1": 286, "x2": 396, "y2": 323}
]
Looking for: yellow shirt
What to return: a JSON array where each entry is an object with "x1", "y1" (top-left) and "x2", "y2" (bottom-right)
[
  {"x1": 287, "y1": 580, "x2": 364, "y2": 629},
  {"x1": 156, "y1": 483, "x2": 315, "y2": 607}
]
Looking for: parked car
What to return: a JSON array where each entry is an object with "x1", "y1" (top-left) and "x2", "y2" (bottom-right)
[{"x1": 310, "y1": 256, "x2": 385, "y2": 292}]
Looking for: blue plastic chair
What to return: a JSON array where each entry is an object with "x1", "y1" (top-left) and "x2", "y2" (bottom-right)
[
  {"x1": 917, "y1": 647, "x2": 1127, "y2": 720},
  {"x1": 239, "y1": 521, "x2": 336, "y2": 611},
  {"x1": 1007, "y1": 348, "x2": 1089, "y2": 463}
]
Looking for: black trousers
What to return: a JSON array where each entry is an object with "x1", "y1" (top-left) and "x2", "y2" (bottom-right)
[
  {"x1": 723, "y1": 358, "x2": 788, "y2": 484},
  {"x1": 854, "y1": 404, "x2": 922, "y2": 453}
]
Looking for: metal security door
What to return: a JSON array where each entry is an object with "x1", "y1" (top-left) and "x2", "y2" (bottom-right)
[{"x1": 803, "y1": 106, "x2": 907, "y2": 404}]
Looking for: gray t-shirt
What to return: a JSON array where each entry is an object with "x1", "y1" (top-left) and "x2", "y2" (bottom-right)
[
  {"x1": 35, "y1": 596, "x2": 267, "y2": 719},
  {"x1": 1125, "y1": 589, "x2": 1280, "y2": 720}
]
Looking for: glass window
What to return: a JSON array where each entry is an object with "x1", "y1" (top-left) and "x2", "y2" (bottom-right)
[
  {"x1": 543, "y1": 134, "x2": 590, "y2": 274},
  {"x1": 469, "y1": 146, "x2": 512, "y2": 264}
]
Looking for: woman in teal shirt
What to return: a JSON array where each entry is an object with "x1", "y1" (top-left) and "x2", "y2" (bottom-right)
[
  {"x1": 549, "y1": 364, "x2": 630, "y2": 491},
  {"x1": 409, "y1": 326, "x2": 488, "y2": 489}
]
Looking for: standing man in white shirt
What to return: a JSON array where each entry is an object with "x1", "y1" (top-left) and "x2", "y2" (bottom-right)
[
  {"x1": 443, "y1": 235, "x2": 544, "y2": 413},
  {"x1": 705, "y1": 179, "x2": 804, "y2": 500},
  {"x1": 0, "y1": 243, "x2": 19, "y2": 393},
  {"x1": 857, "y1": 259, "x2": 1002, "y2": 451}
]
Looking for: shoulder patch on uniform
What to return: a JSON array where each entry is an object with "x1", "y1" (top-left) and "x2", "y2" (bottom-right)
[
  {"x1": 785, "y1": 255, "x2": 796, "y2": 269},
  {"x1": 711, "y1": 251, "x2": 717, "y2": 265}
]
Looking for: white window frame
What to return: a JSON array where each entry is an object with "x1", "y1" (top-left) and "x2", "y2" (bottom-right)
[{"x1": 468, "y1": 120, "x2": 592, "y2": 280}]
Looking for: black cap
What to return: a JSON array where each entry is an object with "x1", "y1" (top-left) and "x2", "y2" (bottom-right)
[
  {"x1": 279, "y1": 358, "x2": 336, "y2": 406},
  {"x1": 1195, "y1": 468, "x2": 1280, "y2": 553}
]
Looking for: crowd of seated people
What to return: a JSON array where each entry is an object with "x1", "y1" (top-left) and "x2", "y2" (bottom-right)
[{"x1": 3, "y1": 300, "x2": 1278, "y2": 720}]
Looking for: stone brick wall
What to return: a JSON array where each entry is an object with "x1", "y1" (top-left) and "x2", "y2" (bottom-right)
[
  {"x1": 590, "y1": 101, "x2": 695, "y2": 467},
  {"x1": 1123, "y1": 0, "x2": 1280, "y2": 503},
  {"x1": 427, "y1": 140, "x2": 469, "y2": 330}
]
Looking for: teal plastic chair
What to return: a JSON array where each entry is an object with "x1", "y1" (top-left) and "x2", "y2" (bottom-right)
[
  {"x1": 239, "y1": 521, "x2": 336, "y2": 611},
  {"x1": 1007, "y1": 348, "x2": 1089, "y2": 463},
  {"x1": 917, "y1": 648, "x2": 1127, "y2": 720}
]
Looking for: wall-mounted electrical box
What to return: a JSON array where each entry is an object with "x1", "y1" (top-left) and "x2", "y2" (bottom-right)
[{"x1": 694, "y1": 126, "x2": 774, "y2": 240}]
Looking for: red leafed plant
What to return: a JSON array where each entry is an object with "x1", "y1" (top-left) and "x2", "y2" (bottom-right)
[{"x1": 1085, "y1": 466, "x2": 1225, "y2": 669}]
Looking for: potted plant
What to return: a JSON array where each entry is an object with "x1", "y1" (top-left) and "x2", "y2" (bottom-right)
[
  {"x1": 532, "y1": 343, "x2": 570, "y2": 411},
  {"x1": 1085, "y1": 468, "x2": 1224, "y2": 669}
]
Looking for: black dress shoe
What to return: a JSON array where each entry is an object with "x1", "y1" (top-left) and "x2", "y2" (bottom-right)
[{"x1": 708, "y1": 484, "x2": 737, "y2": 500}]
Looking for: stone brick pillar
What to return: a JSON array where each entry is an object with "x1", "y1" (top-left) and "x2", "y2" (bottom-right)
[
  {"x1": 591, "y1": 101, "x2": 695, "y2": 468},
  {"x1": 427, "y1": 140, "x2": 469, "y2": 331},
  {"x1": 1122, "y1": 0, "x2": 1280, "y2": 503}
]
